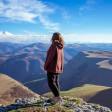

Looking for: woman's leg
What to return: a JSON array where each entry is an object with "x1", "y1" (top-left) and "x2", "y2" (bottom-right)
[
  {"x1": 47, "y1": 72, "x2": 60, "y2": 97},
  {"x1": 55, "y1": 75, "x2": 60, "y2": 92}
]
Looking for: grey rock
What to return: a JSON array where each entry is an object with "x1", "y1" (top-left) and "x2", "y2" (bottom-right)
[{"x1": 0, "y1": 96, "x2": 112, "y2": 112}]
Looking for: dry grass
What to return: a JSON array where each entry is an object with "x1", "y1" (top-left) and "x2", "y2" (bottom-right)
[
  {"x1": 44, "y1": 84, "x2": 111, "y2": 101},
  {"x1": 0, "y1": 73, "x2": 39, "y2": 105}
]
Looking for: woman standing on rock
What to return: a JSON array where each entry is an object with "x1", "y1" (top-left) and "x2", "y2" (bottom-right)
[{"x1": 44, "y1": 32, "x2": 64, "y2": 103}]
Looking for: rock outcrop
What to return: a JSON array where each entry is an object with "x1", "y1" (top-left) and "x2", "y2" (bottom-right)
[{"x1": 0, "y1": 96, "x2": 111, "y2": 112}]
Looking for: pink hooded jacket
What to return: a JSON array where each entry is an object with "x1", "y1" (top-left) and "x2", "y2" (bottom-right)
[{"x1": 44, "y1": 40, "x2": 64, "y2": 74}]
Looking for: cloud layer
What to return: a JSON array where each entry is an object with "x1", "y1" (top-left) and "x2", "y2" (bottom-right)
[
  {"x1": 0, "y1": 31, "x2": 51, "y2": 43},
  {"x1": 0, "y1": 0, "x2": 59, "y2": 31},
  {"x1": 1, "y1": 31, "x2": 112, "y2": 44}
]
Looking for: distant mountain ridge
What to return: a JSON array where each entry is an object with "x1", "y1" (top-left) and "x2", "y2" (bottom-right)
[
  {"x1": 0, "y1": 42, "x2": 26, "y2": 55},
  {"x1": 0, "y1": 42, "x2": 112, "y2": 94},
  {"x1": 0, "y1": 42, "x2": 112, "y2": 110},
  {"x1": 24, "y1": 51, "x2": 112, "y2": 94},
  {"x1": 0, "y1": 42, "x2": 77, "y2": 83},
  {"x1": 60, "y1": 51, "x2": 112, "y2": 90}
]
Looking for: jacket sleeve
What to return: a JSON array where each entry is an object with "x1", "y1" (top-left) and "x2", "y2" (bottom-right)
[{"x1": 44, "y1": 45, "x2": 57, "y2": 70}]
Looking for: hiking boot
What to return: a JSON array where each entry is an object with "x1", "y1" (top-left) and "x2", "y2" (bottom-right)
[
  {"x1": 45, "y1": 98, "x2": 56, "y2": 105},
  {"x1": 52, "y1": 96, "x2": 64, "y2": 104}
]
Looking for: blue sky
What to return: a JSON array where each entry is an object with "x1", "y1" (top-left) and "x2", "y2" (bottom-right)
[{"x1": 0, "y1": 0, "x2": 112, "y2": 43}]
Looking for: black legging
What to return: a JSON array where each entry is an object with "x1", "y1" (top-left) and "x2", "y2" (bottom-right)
[{"x1": 47, "y1": 72, "x2": 60, "y2": 97}]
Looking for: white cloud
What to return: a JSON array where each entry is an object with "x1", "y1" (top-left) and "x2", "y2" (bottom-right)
[
  {"x1": 64, "y1": 33, "x2": 112, "y2": 43},
  {"x1": 79, "y1": 0, "x2": 96, "y2": 14},
  {"x1": 0, "y1": 31, "x2": 112, "y2": 43},
  {"x1": 38, "y1": 15, "x2": 59, "y2": 31},
  {"x1": 0, "y1": 0, "x2": 59, "y2": 31},
  {"x1": 0, "y1": 31, "x2": 51, "y2": 43}
]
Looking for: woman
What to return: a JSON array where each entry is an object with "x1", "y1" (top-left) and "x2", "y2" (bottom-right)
[{"x1": 44, "y1": 32, "x2": 64, "y2": 103}]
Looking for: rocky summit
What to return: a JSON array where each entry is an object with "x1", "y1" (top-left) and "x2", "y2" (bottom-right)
[{"x1": 0, "y1": 96, "x2": 111, "y2": 112}]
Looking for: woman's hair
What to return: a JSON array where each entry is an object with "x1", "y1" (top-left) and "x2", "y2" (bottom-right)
[{"x1": 51, "y1": 32, "x2": 64, "y2": 45}]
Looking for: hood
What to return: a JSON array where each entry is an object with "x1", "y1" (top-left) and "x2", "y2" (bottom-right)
[{"x1": 53, "y1": 40, "x2": 64, "y2": 49}]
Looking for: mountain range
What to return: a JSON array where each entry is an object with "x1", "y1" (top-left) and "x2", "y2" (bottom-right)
[
  {"x1": 0, "y1": 42, "x2": 112, "y2": 94},
  {"x1": 0, "y1": 42, "x2": 77, "y2": 83},
  {"x1": 0, "y1": 42, "x2": 112, "y2": 109},
  {"x1": 60, "y1": 51, "x2": 112, "y2": 90}
]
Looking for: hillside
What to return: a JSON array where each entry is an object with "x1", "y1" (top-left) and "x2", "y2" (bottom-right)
[
  {"x1": 60, "y1": 51, "x2": 112, "y2": 90},
  {"x1": 22, "y1": 51, "x2": 112, "y2": 94},
  {"x1": 44, "y1": 84, "x2": 112, "y2": 109},
  {"x1": 0, "y1": 43, "x2": 76, "y2": 83},
  {"x1": 0, "y1": 73, "x2": 39, "y2": 105},
  {"x1": 0, "y1": 42, "x2": 25, "y2": 55},
  {"x1": 26, "y1": 51, "x2": 112, "y2": 94},
  {"x1": 0, "y1": 81, "x2": 112, "y2": 111},
  {"x1": 61, "y1": 84, "x2": 112, "y2": 109},
  {"x1": 0, "y1": 43, "x2": 112, "y2": 94},
  {"x1": 61, "y1": 84, "x2": 110, "y2": 99},
  {"x1": 0, "y1": 43, "x2": 47, "y2": 82}
]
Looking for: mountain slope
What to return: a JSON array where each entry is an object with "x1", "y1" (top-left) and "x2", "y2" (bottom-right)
[
  {"x1": 62, "y1": 84, "x2": 112, "y2": 109},
  {"x1": 0, "y1": 73, "x2": 39, "y2": 105},
  {"x1": 24, "y1": 51, "x2": 112, "y2": 94},
  {"x1": 44, "y1": 84, "x2": 112, "y2": 109},
  {"x1": 61, "y1": 84, "x2": 110, "y2": 99},
  {"x1": 0, "y1": 43, "x2": 77, "y2": 85},
  {"x1": 60, "y1": 51, "x2": 112, "y2": 90},
  {"x1": 0, "y1": 43, "x2": 46, "y2": 82},
  {"x1": 1, "y1": 43, "x2": 112, "y2": 94},
  {"x1": 88, "y1": 88, "x2": 112, "y2": 109},
  {"x1": 0, "y1": 42, "x2": 25, "y2": 55}
]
